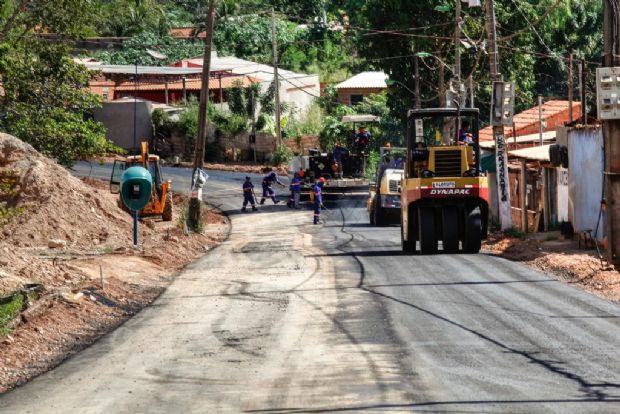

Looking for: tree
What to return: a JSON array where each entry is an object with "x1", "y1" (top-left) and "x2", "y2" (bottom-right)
[{"x1": 0, "y1": 0, "x2": 115, "y2": 166}]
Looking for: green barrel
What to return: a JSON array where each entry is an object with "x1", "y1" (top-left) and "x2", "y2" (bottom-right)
[{"x1": 120, "y1": 166, "x2": 153, "y2": 211}]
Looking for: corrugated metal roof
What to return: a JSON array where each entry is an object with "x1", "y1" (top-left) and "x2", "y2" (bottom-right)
[
  {"x1": 85, "y1": 63, "x2": 203, "y2": 76},
  {"x1": 509, "y1": 144, "x2": 551, "y2": 161},
  {"x1": 174, "y1": 55, "x2": 317, "y2": 85},
  {"x1": 479, "y1": 131, "x2": 556, "y2": 150},
  {"x1": 334, "y1": 71, "x2": 388, "y2": 89}
]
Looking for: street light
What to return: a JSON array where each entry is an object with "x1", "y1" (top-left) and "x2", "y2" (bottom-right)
[{"x1": 385, "y1": 79, "x2": 416, "y2": 97}]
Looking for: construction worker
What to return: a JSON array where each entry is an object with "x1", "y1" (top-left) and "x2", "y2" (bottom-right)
[
  {"x1": 312, "y1": 177, "x2": 326, "y2": 225},
  {"x1": 332, "y1": 142, "x2": 349, "y2": 179},
  {"x1": 260, "y1": 170, "x2": 284, "y2": 204},
  {"x1": 288, "y1": 172, "x2": 302, "y2": 208},
  {"x1": 354, "y1": 126, "x2": 371, "y2": 154},
  {"x1": 241, "y1": 176, "x2": 257, "y2": 212},
  {"x1": 458, "y1": 120, "x2": 474, "y2": 145}
]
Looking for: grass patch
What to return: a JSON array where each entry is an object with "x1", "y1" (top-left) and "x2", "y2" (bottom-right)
[
  {"x1": 505, "y1": 227, "x2": 528, "y2": 240},
  {"x1": 0, "y1": 294, "x2": 24, "y2": 336}
]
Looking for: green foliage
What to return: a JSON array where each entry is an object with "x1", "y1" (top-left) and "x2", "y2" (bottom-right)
[
  {"x1": 0, "y1": 170, "x2": 24, "y2": 226},
  {"x1": 365, "y1": 149, "x2": 380, "y2": 181},
  {"x1": 0, "y1": 294, "x2": 23, "y2": 336},
  {"x1": 272, "y1": 145, "x2": 293, "y2": 166},
  {"x1": 1, "y1": 41, "x2": 114, "y2": 166},
  {"x1": 284, "y1": 103, "x2": 324, "y2": 139},
  {"x1": 93, "y1": 32, "x2": 204, "y2": 66}
]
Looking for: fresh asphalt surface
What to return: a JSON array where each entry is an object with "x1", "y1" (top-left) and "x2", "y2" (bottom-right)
[{"x1": 1, "y1": 162, "x2": 619, "y2": 413}]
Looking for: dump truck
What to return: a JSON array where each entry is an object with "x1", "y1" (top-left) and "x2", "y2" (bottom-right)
[
  {"x1": 109, "y1": 142, "x2": 173, "y2": 221},
  {"x1": 400, "y1": 108, "x2": 489, "y2": 254},
  {"x1": 368, "y1": 146, "x2": 405, "y2": 226}
]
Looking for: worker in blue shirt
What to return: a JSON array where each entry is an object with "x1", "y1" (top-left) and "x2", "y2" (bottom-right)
[
  {"x1": 313, "y1": 177, "x2": 326, "y2": 225},
  {"x1": 287, "y1": 173, "x2": 302, "y2": 208},
  {"x1": 332, "y1": 142, "x2": 349, "y2": 179},
  {"x1": 241, "y1": 176, "x2": 257, "y2": 212},
  {"x1": 260, "y1": 171, "x2": 285, "y2": 205}
]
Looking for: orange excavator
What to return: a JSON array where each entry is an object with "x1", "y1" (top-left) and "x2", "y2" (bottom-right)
[{"x1": 109, "y1": 142, "x2": 173, "y2": 221}]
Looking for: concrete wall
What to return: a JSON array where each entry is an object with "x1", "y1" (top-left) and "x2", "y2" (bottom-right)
[
  {"x1": 568, "y1": 127, "x2": 605, "y2": 240},
  {"x1": 94, "y1": 100, "x2": 153, "y2": 151}
]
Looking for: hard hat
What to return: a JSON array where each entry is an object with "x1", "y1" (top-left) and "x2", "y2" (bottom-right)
[{"x1": 319, "y1": 177, "x2": 326, "y2": 183}]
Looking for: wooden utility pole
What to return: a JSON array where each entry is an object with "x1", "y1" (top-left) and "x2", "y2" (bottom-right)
[
  {"x1": 602, "y1": 0, "x2": 620, "y2": 266},
  {"x1": 271, "y1": 8, "x2": 282, "y2": 146},
  {"x1": 568, "y1": 50, "x2": 573, "y2": 123},
  {"x1": 188, "y1": 0, "x2": 216, "y2": 231},
  {"x1": 486, "y1": 0, "x2": 512, "y2": 230},
  {"x1": 454, "y1": 0, "x2": 461, "y2": 83},
  {"x1": 580, "y1": 58, "x2": 587, "y2": 125},
  {"x1": 414, "y1": 56, "x2": 421, "y2": 109}
]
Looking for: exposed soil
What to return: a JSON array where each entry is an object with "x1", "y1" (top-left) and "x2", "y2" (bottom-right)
[
  {"x1": 484, "y1": 232, "x2": 620, "y2": 302},
  {"x1": 0, "y1": 134, "x2": 229, "y2": 392}
]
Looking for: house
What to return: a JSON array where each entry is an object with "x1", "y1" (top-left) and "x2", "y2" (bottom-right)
[
  {"x1": 479, "y1": 100, "x2": 582, "y2": 141},
  {"x1": 172, "y1": 52, "x2": 320, "y2": 116},
  {"x1": 334, "y1": 71, "x2": 388, "y2": 106},
  {"x1": 83, "y1": 62, "x2": 258, "y2": 104}
]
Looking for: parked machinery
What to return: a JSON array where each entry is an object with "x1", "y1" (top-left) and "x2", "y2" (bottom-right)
[
  {"x1": 368, "y1": 146, "x2": 405, "y2": 226},
  {"x1": 109, "y1": 142, "x2": 173, "y2": 221},
  {"x1": 400, "y1": 108, "x2": 489, "y2": 254}
]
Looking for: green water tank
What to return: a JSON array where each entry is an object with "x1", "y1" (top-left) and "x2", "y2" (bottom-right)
[{"x1": 120, "y1": 166, "x2": 153, "y2": 211}]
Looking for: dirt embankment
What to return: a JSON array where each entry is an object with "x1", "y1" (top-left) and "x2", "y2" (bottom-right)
[
  {"x1": 0, "y1": 133, "x2": 229, "y2": 392},
  {"x1": 484, "y1": 232, "x2": 620, "y2": 302}
]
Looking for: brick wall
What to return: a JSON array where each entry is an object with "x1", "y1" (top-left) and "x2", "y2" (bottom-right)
[{"x1": 283, "y1": 135, "x2": 321, "y2": 155}]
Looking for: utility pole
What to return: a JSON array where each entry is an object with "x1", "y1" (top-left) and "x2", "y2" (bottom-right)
[
  {"x1": 602, "y1": 0, "x2": 620, "y2": 266},
  {"x1": 486, "y1": 0, "x2": 512, "y2": 230},
  {"x1": 581, "y1": 58, "x2": 587, "y2": 125},
  {"x1": 568, "y1": 50, "x2": 574, "y2": 123},
  {"x1": 188, "y1": 0, "x2": 216, "y2": 231},
  {"x1": 271, "y1": 7, "x2": 282, "y2": 146},
  {"x1": 414, "y1": 55, "x2": 421, "y2": 109},
  {"x1": 454, "y1": 0, "x2": 461, "y2": 83}
]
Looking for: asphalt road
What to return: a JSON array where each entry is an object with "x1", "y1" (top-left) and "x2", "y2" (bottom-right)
[{"x1": 1, "y1": 167, "x2": 620, "y2": 413}]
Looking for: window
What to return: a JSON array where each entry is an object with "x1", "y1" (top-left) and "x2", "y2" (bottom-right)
[
  {"x1": 350, "y1": 94, "x2": 364, "y2": 105},
  {"x1": 102, "y1": 87, "x2": 109, "y2": 101}
]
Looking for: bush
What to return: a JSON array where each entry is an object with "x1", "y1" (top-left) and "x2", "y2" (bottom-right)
[{"x1": 272, "y1": 145, "x2": 293, "y2": 166}]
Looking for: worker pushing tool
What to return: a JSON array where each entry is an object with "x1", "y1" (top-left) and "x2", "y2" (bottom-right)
[
  {"x1": 260, "y1": 170, "x2": 285, "y2": 205},
  {"x1": 313, "y1": 177, "x2": 326, "y2": 224},
  {"x1": 241, "y1": 176, "x2": 257, "y2": 212}
]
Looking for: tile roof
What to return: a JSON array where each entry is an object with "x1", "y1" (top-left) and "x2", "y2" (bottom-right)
[
  {"x1": 479, "y1": 100, "x2": 582, "y2": 141},
  {"x1": 113, "y1": 75, "x2": 258, "y2": 91},
  {"x1": 479, "y1": 131, "x2": 556, "y2": 150},
  {"x1": 334, "y1": 71, "x2": 388, "y2": 89}
]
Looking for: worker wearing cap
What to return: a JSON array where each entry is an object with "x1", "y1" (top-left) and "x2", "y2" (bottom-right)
[
  {"x1": 260, "y1": 171, "x2": 284, "y2": 205},
  {"x1": 312, "y1": 177, "x2": 326, "y2": 225},
  {"x1": 241, "y1": 176, "x2": 257, "y2": 212}
]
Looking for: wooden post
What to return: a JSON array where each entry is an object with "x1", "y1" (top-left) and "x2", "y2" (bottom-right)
[
  {"x1": 568, "y1": 50, "x2": 573, "y2": 123},
  {"x1": 188, "y1": 0, "x2": 216, "y2": 232},
  {"x1": 164, "y1": 79, "x2": 169, "y2": 105},
  {"x1": 521, "y1": 159, "x2": 528, "y2": 233},
  {"x1": 603, "y1": 0, "x2": 620, "y2": 265},
  {"x1": 271, "y1": 7, "x2": 282, "y2": 146}
]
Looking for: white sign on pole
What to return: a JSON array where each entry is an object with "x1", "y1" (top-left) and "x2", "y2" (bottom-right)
[{"x1": 495, "y1": 131, "x2": 513, "y2": 230}]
